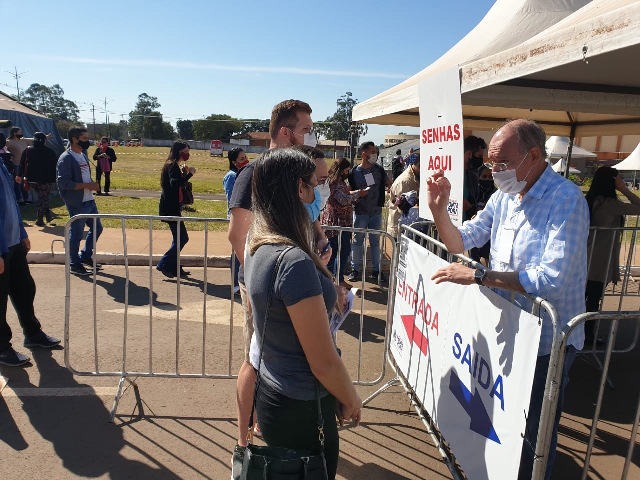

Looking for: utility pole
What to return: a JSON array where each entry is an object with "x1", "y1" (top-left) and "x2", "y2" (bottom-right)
[
  {"x1": 103, "y1": 97, "x2": 111, "y2": 138},
  {"x1": 90, "y1": 103, "x2": 96, "y2": 140},
  {"x1": 5, "y1": 66, "x2": 26, "y2": 101}
]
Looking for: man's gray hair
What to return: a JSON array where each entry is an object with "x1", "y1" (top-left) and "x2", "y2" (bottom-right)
[{"x1": 505, "y1": 119, "x2": 547, "y2": 159}]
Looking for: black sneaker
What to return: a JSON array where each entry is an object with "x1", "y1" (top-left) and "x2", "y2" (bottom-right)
[
  {"x1": 370, "y1": 271, "x2": 388, "y2": 284},
  {"x1": 348, "y1": 270, "x2": 360, "y2": 282},
  {"x1": 24, "y1": 331, "x2": 61, "y2": 349},
  {"x1": 0, "y1": 347, "x2": 30, "y2": 366},
  {"x1": 80, "y1": 257, "x2": 102, "y2": 270},
  {"x1": 70, "y1": 263, "x2": 90, "y2": 276}
]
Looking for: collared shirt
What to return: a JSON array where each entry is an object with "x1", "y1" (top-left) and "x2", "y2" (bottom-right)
[{"x1": 459, "y1": 166, "x2": 589, "y2": 355}]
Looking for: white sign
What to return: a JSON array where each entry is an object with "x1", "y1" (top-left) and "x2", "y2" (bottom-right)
[
  {"x1": 390, "y1": 236, "x2": 541, "y2": 480},
  {"x1": 418, "y1": 66, "x2": 465, "y2": 226}
]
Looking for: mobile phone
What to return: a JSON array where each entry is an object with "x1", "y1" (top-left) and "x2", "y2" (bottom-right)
[{"x1": 321, "y1": 242, "x2": 331, "y2": 255}]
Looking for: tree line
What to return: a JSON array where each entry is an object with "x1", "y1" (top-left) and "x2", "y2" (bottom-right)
[{"x1": 17, "y1": 84, "x2": 366, "y2": 144}]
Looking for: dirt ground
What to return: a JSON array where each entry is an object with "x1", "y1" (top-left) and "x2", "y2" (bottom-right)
[{"x1": 0, "y1": 265, "x2": 638, "y2": 479}]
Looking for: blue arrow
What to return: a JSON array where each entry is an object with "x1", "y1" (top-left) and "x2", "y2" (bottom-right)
[{"x1": 448, "y1": 370, "x2": 501, "y2": 444}]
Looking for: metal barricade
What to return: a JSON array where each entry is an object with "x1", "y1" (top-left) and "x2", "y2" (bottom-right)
[
  {"x1": 365, "y1": 224, "x2": 562, "y2": 480},
  {"x1": 321, "y1": 224, "x2": 397, "y2": 386},
  {"x1": 63, "y1": 214, "x2": 396, "y2": 420},
  {"x1": 544, "y1": 311, "x2": 640, "y2": 480}
]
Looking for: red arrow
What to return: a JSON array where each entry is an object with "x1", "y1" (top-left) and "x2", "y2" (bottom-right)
[{"x1": 401, "y1": 315, "x2": 429, "y2": 355}]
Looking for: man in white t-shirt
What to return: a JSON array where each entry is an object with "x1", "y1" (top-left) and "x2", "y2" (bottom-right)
[{"x1": 56, "y1": 127, "x2": 102, "y2": 276}]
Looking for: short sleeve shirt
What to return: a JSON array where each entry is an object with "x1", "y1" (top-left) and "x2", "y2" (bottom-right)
[
  {"x1": 245, "y1": 244, "x2": 337, "y2": 401},
  {"x1": 70, "y1": 150, "x2": 93, "y2": 202},
  {"x1": 228, "y1": 163, "x2": 254, "y2": 284}
]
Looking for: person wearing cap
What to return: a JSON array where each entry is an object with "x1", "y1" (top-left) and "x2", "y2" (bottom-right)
[
  {"x1": 387, "y1": 152, "x2": 420, "y2": 237},
  {"x1": 17, "y1": 132, "x2": 58, "y2": 226}
]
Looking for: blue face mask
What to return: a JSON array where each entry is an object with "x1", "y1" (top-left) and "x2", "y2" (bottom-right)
[{"x1": 304, "y1": 187, "x2": 323, "y2": 222}]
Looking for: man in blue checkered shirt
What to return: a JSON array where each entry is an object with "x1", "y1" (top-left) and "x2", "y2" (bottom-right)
[{"x1": 427, "y1": 119, "x2": 588, "y2": 480}]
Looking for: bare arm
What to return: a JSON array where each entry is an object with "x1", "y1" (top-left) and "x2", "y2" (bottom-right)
[
  {"x1": 431, "y1": 263, "x2": 525, "y2": 293},
  {"x1": 426, "y1": 169, "x2": 464, "y2": 253},
  {"x1": 287, "y1": 296, "x2": 362, "y2": 424},
  {"x1": 228, "y1": 207, "x2": 253, "y2": 265}
]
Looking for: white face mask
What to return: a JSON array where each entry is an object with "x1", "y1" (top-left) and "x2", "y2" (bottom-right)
[
  {"x1": 368, "y1": 153, "x2": 378, "y2": 164},
  {"x1": 316, "y1": 183, "x2": 331, "y2": 209},
  {"x1": 303, "y1": 132, "x2": 317, "y2": 147},
  {"x1": 491, "y1": 152, "x2": 531, "y2": 195}
]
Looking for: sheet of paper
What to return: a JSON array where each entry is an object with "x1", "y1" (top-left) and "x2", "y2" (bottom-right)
[
  {"x1": 364, "y1": 173, "x2": 375, "y2": 187},
  {"x1": 329, "y1": 288, "x2": 356, "y2": 334}
]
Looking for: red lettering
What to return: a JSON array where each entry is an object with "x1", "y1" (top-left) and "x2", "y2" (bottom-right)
[{"x1": 421, "y1": 124, "x2": 462, "y2": 144}]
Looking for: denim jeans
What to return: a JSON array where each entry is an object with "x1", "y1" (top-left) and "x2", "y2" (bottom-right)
[
  {"x1": 351, "y1": 213, "x2": 382, "y2": 273},
  {"x1": 67, "y1": 200, "x2": 103, "y2": 266},
  {"x1": 327, "y1": 231, "x2": 351, "y2": 283},
  {"x1": 518, "y1": 346, "x2": 577, "y2": 480},
  {"x1": 157, "y1": 221, "x2": 189, "y2": 274}
]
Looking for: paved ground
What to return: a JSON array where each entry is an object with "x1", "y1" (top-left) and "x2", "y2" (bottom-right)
[{"x1": 0, "y1": 221, "x2": 638, "y2": 479}]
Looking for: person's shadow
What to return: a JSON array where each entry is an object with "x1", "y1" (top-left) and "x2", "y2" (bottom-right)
[
  {"x1": 0, "y1": 350, "x2": 181, "y2": 478},
  {"x1": 77, "y1": 270, "x2": 174, "y2": 308}
]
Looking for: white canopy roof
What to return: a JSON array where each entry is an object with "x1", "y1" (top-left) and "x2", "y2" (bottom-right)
[
  {"x1": 551, "y1": 158, "x2": 581, "y2": 173},
  {"x1": 353, "y1": 0, "x2": 640, "y2": 136},
  {"x1": 613, "y1": 142, "x2": 640, "y2": 170},
  {"x1": 545, "y1": 136, "x2": 597, "y2": 158}
]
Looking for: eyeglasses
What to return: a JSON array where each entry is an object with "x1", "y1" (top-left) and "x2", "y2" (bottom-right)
[{"x1": 484, "y1": 152, "x2": 528, "y2": 173}]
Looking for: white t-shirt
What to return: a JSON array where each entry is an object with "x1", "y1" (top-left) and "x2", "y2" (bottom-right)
[{"x1": 70, "y1": 150, "x2": 94, "y2": 202}]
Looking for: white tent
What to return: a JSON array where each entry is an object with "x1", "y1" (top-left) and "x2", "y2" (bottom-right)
[
  {"x1": 545, "y1": 136, "x2": 597, "y2": 158},
  {"x1": 353, "y1": 0, "x2": 640, "y2": 137},
  {"x1": 613, "y1": 142, "x2": 640, "y2": 170},
  {"x1": 551, "y1": 158, "x2": 581, "y2": 173}
]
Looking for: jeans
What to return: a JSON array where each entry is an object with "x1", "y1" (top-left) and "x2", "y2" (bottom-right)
[
  {"x1": 230, "y1": 254, "x2": 240, "y2": 288},
  {"x1": 0, "y1": 244, "x2": 42, "y2": 350},
  {"x1": 518, "y1": 346, "x2": 577, "y2": 480},
  {"x1": 327, "y1": 231, "x2": 351, "y2": 283},
  {"x1": 157, "y1": 221, "x2": 189, "y2": 274},
  {"x1": 351, "y1": 213, "x2": 382, "y2": 273},
  {"x1": 67, "y1": 200, "x2": 103, "y2": 266}
]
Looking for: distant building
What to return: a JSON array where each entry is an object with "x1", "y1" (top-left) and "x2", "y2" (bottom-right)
[
  {"x1": 230, "y1": 131, "x2": 271, "y2": 148},
  {"x1": 384, "y1": 133, "x2": 419, "y2": 147}
]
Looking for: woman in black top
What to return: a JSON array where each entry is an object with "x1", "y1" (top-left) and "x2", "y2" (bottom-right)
[{"x1": 157, "y1": 141, "x2": 195, "y2": 278}]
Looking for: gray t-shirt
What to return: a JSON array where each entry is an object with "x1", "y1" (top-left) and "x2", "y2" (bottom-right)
[
  {"x1": 245, "y1": 244, "x2": 337, "y2": 401},
  {"x1": 352, "y1": 164, "x2": 386, "y2": 215}
]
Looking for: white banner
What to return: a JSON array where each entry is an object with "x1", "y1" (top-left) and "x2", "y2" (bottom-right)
[
  {"x1": 418, "y1": 66, "x2": 465, "y2": 226},
  {"x1": 390, "y1": 236, "x2": 542, "y2": 480}
]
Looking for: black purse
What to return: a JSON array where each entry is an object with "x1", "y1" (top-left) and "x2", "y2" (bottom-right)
[{"x1": 232, "y1": 246, "x2": 328, "y2": 480}]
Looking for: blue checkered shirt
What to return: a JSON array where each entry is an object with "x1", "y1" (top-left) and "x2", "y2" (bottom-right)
[{"x1": 459, "y1": 166, "x2": 588, "y2": 355}]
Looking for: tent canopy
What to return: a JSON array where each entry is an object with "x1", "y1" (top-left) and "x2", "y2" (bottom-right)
[
  {"x1": 550, "y1": 158, "x2": 581, "y2": 173},
  {"x1": 353, "y1": 0, "x2": 640, "y2": 137},
  {"x1": 545, "y1": 136, "x2": 596, "y2": 158},
  {"x1": 0, "y1": 91, "x2": 65, "y2": 155},
  {"x1": 613, "y1": 142, "x2": 640, "y2": 170}
]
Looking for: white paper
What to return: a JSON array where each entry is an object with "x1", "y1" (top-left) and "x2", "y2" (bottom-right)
[{"x1": 364, "y1": 173, "x2": 375, "y2": 187}]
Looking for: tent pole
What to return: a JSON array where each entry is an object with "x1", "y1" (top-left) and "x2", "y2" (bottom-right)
[{"x1": 564, "y1": 120, "x2": 576, "y2": 179}]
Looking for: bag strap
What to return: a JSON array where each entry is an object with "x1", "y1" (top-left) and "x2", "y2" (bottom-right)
[
  {"x1": 249, "y1": 245, "x2": 325, "y2": 450},
  {"x1": 24, "y1": 147, "x2": 29, "y2": 178}
]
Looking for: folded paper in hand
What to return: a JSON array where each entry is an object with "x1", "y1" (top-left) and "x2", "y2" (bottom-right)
[{"x1": 329, "y1": 288, "x2": 356, "y2": 334}]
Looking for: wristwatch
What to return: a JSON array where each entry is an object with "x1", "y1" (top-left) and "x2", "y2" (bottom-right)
[{"x1": 474, "y1": 268, "x2": 486, "y2": 286}]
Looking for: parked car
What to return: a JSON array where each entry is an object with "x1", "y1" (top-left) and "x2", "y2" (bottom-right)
[
  {"x1": 210, "y1": 139, "x2": 223, "y2": 156},
  {"x1": 127, "y1": 139, "x2": 141, "y2": 147}
]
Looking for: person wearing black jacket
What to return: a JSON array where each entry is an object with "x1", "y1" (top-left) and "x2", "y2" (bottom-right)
[
  {"x1": 18, "y1": 132, "x2": 58, "y2": 226},
  {"x1": 92, "y1": 137, "x2": 117, "y2": 195},
  {"x1": 157, "y1": 141, "x2": 195, "y2": 278}
]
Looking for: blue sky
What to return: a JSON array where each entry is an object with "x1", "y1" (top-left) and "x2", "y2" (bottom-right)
[{"x1": 2, "y1": 0, "x2": 495, "y2": 144}]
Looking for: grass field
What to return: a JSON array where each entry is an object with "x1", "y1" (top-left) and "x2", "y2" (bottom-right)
[{"x1": 98, "y1": 146, "x2": 259, "y2": 194}]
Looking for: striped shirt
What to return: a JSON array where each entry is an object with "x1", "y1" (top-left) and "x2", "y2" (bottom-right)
[{"x1": 459, "y1": 166, "x2": 588, "y2": 355}]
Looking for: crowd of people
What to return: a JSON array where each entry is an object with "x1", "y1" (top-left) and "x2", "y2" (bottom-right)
[{"x1": 1, "y1": 98, "x2": 637, "y2": 479}]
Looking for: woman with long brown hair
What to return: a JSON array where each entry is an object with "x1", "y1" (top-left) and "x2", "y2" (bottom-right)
[
  {"x1": 244, "y1": 148, "x2": 361, "y2": 479},
  {"x1": 157, "y1": 141, "x2": 195, "y2": 278}
]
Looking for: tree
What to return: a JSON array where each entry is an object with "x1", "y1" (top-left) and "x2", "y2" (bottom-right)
[
  {"x1": 128, "y1": 93, "x2": 162, "y2": 138},
  {"x1": 192, "y1": 114, "x2": 243, "y2": 141},
  {"x1": 176, "y1": 119, "x2": 194, "y2": 139},
  {"x1": 239, "y1": 119, "x2": 270, "y2": 135},
  {"x1": 315, "y1": 91, "x2": 367, "y2": 141},
  {"x1": 22, "y1": 83, "x2": 80, "y2": 122}
]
